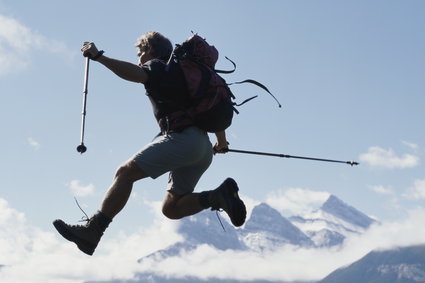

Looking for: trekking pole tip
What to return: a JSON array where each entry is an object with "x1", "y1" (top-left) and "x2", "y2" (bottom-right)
[
  {"x1": 76, "y1": 144, "x2": 87, "y2": 154},
  {"x1": 349, "y1": 161, "x2": 359, "y2": 166}
]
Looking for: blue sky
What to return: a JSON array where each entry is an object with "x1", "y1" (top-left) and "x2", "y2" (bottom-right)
[{"x1": 1, "y1": 0, "x2": 425, "y2": 282}]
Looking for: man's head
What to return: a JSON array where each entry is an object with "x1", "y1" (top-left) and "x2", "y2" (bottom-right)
[{"x1": 135, "y1": 31, "x2": 173, "y2": 64}]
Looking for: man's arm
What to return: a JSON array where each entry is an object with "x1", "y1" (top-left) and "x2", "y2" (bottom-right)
[
  {"x1": 213, "y1": 131, "x2": 229, "y2": 154},
  {"x1": 97, "y1": 56, "x2": 148, "y2": 83},
  {"x1": 81, "y1": 42, "x2": 148, "y2": 84}
]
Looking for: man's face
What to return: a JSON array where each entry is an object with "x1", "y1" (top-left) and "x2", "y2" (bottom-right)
[{"x1": 137, "y1": 47, "x2": 154, "y2": 66}]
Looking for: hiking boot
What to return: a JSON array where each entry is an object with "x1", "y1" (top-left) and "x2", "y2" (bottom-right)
[
  {"x1": 52, "y1": 212, "x2": 110, "y2": 256},
  {"x1": 210, "y1": 178, "x2": 247, "y2": 227}
]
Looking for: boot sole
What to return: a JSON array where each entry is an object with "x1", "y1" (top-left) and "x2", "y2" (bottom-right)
[
  {"x1": 53, "y1": 219, "x2": 96, "y2": 256},
  {"x1": 222, "y1": 178, "x2": 247, "y2": 227}
]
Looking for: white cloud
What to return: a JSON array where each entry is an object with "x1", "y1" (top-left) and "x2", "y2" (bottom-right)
[
  {"x1": 0, "y1": 197, "x2": 181, "y2": 283},
  {"x1": 265, "y1": 187, "x2": 330, "y2": 216},
  {"x1": 0, "y1": 196, "x2": 425, "y2": 283},
  {"x1": 67, "y1": 180, "x2": 95, "y2": 197},
  {"x1": 0, "y1": 14, "x2": 72, "y2": 75},
  {"x1": 137, "y1": 207, "x2": 425, "y2": 282},
  {"x1": 369, "y1": 185, "x2": 394, "y2": 195},
  {"x1": 403, "y1": 178, "x2": 425, "y2": 200},
  {"x1": 344, "y1": 207, "x2": 425, "y2": 251},
  {"x1": 27, "y1": 137, "x2": 41, "y2": 150},
  {"x1": 359, "y1": 146, "x2": 420, "y2": 169},
  {"x1": 402, "y1": 140, "x2": 419, "y2": 152}
]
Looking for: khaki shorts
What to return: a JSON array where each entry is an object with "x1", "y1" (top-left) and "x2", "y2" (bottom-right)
[{"x1": 132, "y1": 127, "x2": 213, "y2": 195}]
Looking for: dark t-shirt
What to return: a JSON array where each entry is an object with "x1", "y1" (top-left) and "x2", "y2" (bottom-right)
[{"x1": 142, "y1": 59, "x2": 192, "y2": 130}]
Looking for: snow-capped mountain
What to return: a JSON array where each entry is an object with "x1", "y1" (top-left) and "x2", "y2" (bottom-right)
[
  {"x1": 321, "y1": 195, "x2": 376, "y2": 229},
  {"x1": 290, "y1": 195, "x2": 377, "y2": 247},
  {"x1": 319, "y1": 244, "x2": 425, "y2": 283},
  {"x1": 141, "y1": 195, "x2": 376, "y2": 261},
  {"x1": 142, "y1": 201, "x2": 316, "y2": 260},
  {"x1": 140, "y1": 210, "x2": 247, "y2": 263},
  {"x1": 83, "y1": 195, "x2": 425, "y2": 283},
  {"x1": 177, "y1": 208, "x2": 246, "y2": 251},
  {"x1": 241, "y1": 203, "x2": 314, "y2": 251},
  {"x1": 138, "y1": 194, "x2": 377, "y2": 267}
]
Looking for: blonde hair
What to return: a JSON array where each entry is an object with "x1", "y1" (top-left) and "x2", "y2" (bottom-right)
[{"x1": 135, "y1": 31, "x2": 173, "y2": 60}]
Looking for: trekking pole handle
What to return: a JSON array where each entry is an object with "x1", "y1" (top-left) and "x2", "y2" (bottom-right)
[{"x1": 227, "y1": 148, "x2": 359, "y2": 166}]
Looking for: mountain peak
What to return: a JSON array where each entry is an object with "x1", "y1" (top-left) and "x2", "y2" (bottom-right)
[
  {"x1": 134, "y1": 196, "x2": 381, "y2": 282},
  {"x1": 245, "y1": 203, "x2": 289, "y2": 233},
  {"x1": 321, "y1": 195, "x2": 375, "y2": 229},
  {"x1": 251, "y1": 203, "x2": 281, "y2": 218},
  {"x1": 244, "y1": 202, "x2": 313, "y2": 247}
]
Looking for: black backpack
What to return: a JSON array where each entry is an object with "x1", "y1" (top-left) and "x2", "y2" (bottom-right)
[{"x1": 165, "y1": 34, "x2": 281, "y2": 133}]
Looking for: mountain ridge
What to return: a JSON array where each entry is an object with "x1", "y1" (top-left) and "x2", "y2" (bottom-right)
[
  {"x1": 319, "y1": 244, "x2": 425, "y2": 283},
  {"x1": 139, "y1": 194, "x2": 377, "y2": 260},
  {"x1": 84, "y1": 194, "x2": 421, "y2": 283}
]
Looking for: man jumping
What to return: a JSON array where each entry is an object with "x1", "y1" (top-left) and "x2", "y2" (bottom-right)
[{"x1": 53, "y1": 32, "x2": 246, "y2": 256}]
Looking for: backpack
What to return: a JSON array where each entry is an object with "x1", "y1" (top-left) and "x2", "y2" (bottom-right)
[{"x1": 165, "y1": 34, "x2": 281, "y2": 133}]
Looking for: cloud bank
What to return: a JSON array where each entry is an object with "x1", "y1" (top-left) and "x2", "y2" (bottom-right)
[
  {"x1": 0, "y1": 197, "x2": 181, "y2": 283},
  {"x1": 1, "y1": 191, "x2": 425, "y2": 283}
]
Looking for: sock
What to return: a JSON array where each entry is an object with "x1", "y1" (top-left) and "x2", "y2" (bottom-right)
[{"x1": 199, "y1": 191, "x2": 212, "y2": 209}]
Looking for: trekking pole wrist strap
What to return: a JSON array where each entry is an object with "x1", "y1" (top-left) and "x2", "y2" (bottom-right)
[{"x1": 91, "y1": 50, "x2": 105, "y2": 61}]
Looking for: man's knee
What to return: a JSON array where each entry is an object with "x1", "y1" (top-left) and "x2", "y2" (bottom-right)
[
  {"x1": 114, "y1": 161, "x2": 147, "y2": 183},
  {"x1": 162, "y1": 192, "x2": 183, "y2": 220},
  {"x1": 162, "y1": 207, "x2": 176, "y2": 220},
  {"x1": 162, "y1": 203, "x2": 182, "y2": 220}
]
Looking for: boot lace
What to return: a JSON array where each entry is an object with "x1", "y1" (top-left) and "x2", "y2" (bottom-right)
[
  {"x1": 214, "y1": 210, "x2": 226, "y2": 232},
  {"x1": 74, "y1": 197, "x2": 90, "y2": 223}
]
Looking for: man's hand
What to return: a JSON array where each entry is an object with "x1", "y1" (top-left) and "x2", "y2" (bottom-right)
[
  {"x1": 81, "y1": 42, "x2": 104, "y2": 60},
  {"x1": 213, "y1": 130, "x2": 229, "y2": 154},
  {"x1": 213, "y1": 141, "x2": 229, "y2": 154}
]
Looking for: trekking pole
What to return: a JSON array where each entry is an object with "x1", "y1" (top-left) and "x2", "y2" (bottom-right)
[
  {"x1": 227, "y1": 148, "x2": 359, "y2": 166},
  {"x1": 76, "y1": 57, "x2": 90, "y2": 154}
]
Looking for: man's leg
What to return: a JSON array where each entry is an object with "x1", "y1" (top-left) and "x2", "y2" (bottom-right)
[
  {"x1": 162, "y1": 191, "x2": 204, "y2": 219},
  {"x1": 53, "y1": 160, "x2": 147, "y2": 255},
  {"x1": 100, "y1": 160, "x2": 147, "y2": 218},
  {"x1": 162, "y1": 178, "x2": 247, "y2": 227}
]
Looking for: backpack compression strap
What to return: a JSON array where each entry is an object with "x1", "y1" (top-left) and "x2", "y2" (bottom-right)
[
  {"x1": 215, "y1": 57, "x2": 236, "y2": 74},
  {"x1": 228, "y1": 79, "x2": 282, "y2": 108},
  {"x1": 214, "y1": 56, "x2": 282, "y2": 108}
]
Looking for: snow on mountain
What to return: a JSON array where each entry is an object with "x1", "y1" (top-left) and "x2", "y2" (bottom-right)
[
  {"x1": 140, "y1": 209, "x2": 247, "y2": 262},
  {"x1": 289, "y1": 195, "x2": 377, "y2": 247},
  {"x1": 88, "y1": 195, "x2": 381, "y2": 283},
  {"x1": 241, "y1": 203, "x2": 314, "y2": 251},
  {"x1": 306, "y1": 229, "x2": 346, "y2": 248},
  {"x1": 319, "y1": 244, "x2": 425, "y2": 283},
  {"x1": 321, "y1": 195, "x2": 376, "y2": 229},
  {"x1": 87, "y1": 274, "x2": 306, "y2": 283},
  {"x1": 142, "y1": 201, "x2": 318, "y2": 262},
  {"x1": 142, "y1": 195, "x2": 377, "y2": 262},
  {"x1": 177, "y1": 209, "x2": 246, "y2": 251}
]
